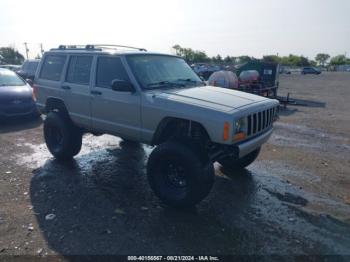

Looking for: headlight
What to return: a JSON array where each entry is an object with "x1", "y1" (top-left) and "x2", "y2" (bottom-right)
[
  {"x1": 234, "y1": 117, "x2": 246, "y2": 134},
  {"x1": 233, "y1": 117, "x2": 247, "y2": 141}
]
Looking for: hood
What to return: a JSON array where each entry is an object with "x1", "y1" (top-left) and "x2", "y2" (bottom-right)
[
  {"x1": 153, "y1": 85, "x2": 269, "y2": 112},
  {"x1": 0, "y1": 85, "x2": 32, "y2": 101}
]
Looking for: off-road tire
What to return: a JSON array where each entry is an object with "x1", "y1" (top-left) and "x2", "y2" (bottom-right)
[
  {"x1": 44, "y1": 111, "x2": 82, "y2": 160},
  {"x1": 147, "y1": 141, "x2": 214, "y2": 208},
  {"x1": 218, "y1": 147, "x2": 261, "y2": 172}
]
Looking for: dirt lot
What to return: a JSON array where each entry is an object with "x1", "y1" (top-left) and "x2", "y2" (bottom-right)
[{"x1": 0, "y1": 72, "x2": 350, "y2": 259}]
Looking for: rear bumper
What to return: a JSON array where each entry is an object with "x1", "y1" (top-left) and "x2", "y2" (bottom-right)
[{"x1": 237, "y1": 128, "x2": 273, "y2": 158}]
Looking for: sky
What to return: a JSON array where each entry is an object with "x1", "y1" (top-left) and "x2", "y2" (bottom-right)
[{"x1": 0, "y1": 0, "x2": 349, "y2": 60}]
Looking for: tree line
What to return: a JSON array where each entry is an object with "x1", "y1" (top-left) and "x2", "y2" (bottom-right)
[
  {"x1": 173, "y1": 45, "x2": 350, "y2": 67},
  {"x1": 1, "y1": 45, "x2": 349, "y2": 67}
]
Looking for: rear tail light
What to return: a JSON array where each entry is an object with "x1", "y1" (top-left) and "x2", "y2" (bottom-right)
[{"x1": 32, "y1": 84, "x2": 37, "y2": 101}]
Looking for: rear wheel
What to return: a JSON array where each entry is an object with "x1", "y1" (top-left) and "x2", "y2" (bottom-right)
[
  {"x1": 147, "y1": 141, "x2": 214, "y2": 208},
  {"x1": 44, "y1": 111, "x2": 82, "y2": 160},
  {"x1": 218, "y1": 147, "x2": 261, "y2": 172}
]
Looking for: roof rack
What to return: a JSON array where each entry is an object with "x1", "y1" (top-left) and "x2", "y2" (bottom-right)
[
  {"x1": 51, "y1": 44, "x2": 147, "y2": 52},
  {"x1": 92, "y1": 44, "x2": 147, "y2": 52}
]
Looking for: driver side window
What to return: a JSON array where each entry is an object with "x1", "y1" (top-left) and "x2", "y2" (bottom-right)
[{"x1": 96, "y1": 57, "x2": 130, "y2": 88}]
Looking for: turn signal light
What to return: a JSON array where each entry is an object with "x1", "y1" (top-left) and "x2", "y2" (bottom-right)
[
  {"x1": 223, "y1": 122, "x2": 230, "y2": 141},
  {"x1": 233, "y1": 132, "x2": 246, "y2": 142}
]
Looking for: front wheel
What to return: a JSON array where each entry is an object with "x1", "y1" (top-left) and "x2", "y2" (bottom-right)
[
  {"x1": 218, "y1": 147, "x2": 261, "y2": 172},
  {"x1": 44, "y1": 111, "x2": 82, "y2": 161},
  {"x1": 147, "y1": 141, "x2": 214, "y2": 208}
]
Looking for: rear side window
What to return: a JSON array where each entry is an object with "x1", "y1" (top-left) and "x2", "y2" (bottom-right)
[
  {"x1": 27, "y1": 61, "x2": 39, "y2": 74},
  {"x1": 40, "y1": 55, "x2": 66, "y2": 81},
  {"x1": 66, "y1": 56, "x2": 93, "y2": 85},
  {"x1": 96, "y1": 57, "x2": 130, "y2": 88}
]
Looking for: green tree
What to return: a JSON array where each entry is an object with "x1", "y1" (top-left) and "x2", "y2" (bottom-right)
[
  {"x1": 0, "y1": 47, "x2": 25, "y2": 65},
  {"x1": 329, "y1": 55, "x2": 348, "y2": 65},
  {"x1": 297, "y1": 56, "x2": 310, "y2": 67},
  {"x1": 224, "y1": 56, "x2": 232, "y2": 63},
  {"x1": 315, "y1": 53, "x2": 330, "y2": 67},
  {"x1": 309, "y1": 60, "x2": 317, "y2": 67},
  {"x1": 172, "y1": 44, "x2": 210, "y2": 64},
  {"x1": 212, "y1": 54, "x2": 222, "y2": 63},
  {"x1": 224, "y1": 56, "x2": 238, "y2": 64},
  {"x1": 262, "y1": 55, "x2": 281, "y2": 63},
  {"x1": 279, "y1": 54, "x2": 311, "y2": 67},
  {"x1": 237, "y1": 56, "x2": 252, "y2": 64}
]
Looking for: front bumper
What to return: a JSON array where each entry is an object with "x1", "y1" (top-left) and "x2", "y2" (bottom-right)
[
  {"x1": 211, "y1": 128, "x2": 273, "y2": 161},
  {"x1": 237, "y1": 128, "x2": 273, "y2": 158}
]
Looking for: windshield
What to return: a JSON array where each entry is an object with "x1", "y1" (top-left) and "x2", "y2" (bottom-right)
[
  {"x1": 126, "y1": 55, "x2": 204, "y2": 90},
  {"x1": 0, "y1": 70, "x2": 26, "y2": 86}
]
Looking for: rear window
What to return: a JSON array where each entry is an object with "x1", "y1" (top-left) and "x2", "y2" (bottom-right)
[
  {"x1": 96, "y1": 57, "x2": 130, "y2": 88},
  {"x1": 66, "y1": 56, "x2": 93, "y2": 85},
  {"x1": 40, "y1": 55, "x2": 66, "y2": 81},
  {"x1": 21, "y1": 61, "x2": 29, "y2": 70}
]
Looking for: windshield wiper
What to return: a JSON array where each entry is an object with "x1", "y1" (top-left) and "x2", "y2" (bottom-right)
[
  {"x1": 175, "y1": 78, "x2": 205, "y2": 86},
  {"x1": 147, "y1": 81, "x2": 185, "y2": 89}
]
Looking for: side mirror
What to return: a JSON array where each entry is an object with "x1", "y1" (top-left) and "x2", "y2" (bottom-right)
[
  {"x1": 111, "y1": 79, "x2": 135, "y2": 92},
  {"x1": 26, "y1": 78, "x2": 34, "y2": 87}
]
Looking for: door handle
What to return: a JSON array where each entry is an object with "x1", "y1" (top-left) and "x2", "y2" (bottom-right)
[
  {"x1": 91, "y1": 90, "x2": 102, "y2": 95},
  {"x1": 62, "y1": 85, "x2": 71, "y2": 90}
]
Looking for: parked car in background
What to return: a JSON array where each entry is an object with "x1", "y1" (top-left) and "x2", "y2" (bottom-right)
[
  {"x1": 279, "y1": 67, "x2": 291, "y2": 74},
  {"x1": 0, "y1": 64, "x2": 21, "y2": 72},
  {"x1": 191, "y1": 63, "x2": 221, "y2": 80},
  {"x1": 301, "y1": 67, "x2": 321, "y2": 75},
  {"x1": 0, "y1": 68, "x2": 39, "y2": 118},
  {"x1": 17, "y1": 59, "x2": 40, "y2": 80}
]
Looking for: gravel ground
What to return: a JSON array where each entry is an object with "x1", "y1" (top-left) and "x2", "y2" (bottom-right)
[{"x1": 0, "y1": 72, "x2": 349, "y2": 259}]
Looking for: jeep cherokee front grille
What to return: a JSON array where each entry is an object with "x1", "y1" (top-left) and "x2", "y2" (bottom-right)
[{"x1": 247, "y1": 107, "x2": 277, "y2": 137}]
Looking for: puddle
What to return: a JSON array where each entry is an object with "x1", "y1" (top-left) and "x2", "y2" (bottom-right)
[{"x1": 15, "y1": 134, "x2": 121, "y2": 169}]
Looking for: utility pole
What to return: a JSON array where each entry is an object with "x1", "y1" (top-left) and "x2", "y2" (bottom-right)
[
  {"x1": 39, "y1": 43, "x2": 44, "y2": 55},
  {"x1": 23, "y1": 42, "x2": 29, "y2": 59}
]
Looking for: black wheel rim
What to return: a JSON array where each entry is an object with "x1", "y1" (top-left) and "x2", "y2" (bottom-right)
[{"x1": 164, "y1": 162, "x2": 187, "y2": 188}]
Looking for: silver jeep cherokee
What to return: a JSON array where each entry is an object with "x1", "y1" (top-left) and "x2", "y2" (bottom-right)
[{"x1": 34, "y1": 44, "x2": 279, "y2": 207}]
